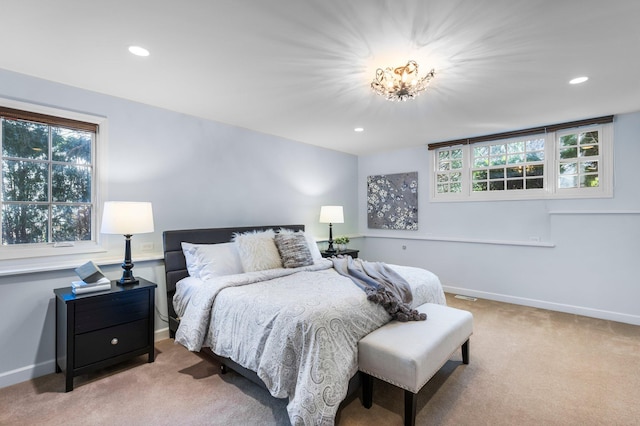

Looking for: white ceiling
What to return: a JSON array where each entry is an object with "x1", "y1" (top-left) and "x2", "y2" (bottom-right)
[{"x1": 2, "y1": 0, "x2": 639, "y2": 155}]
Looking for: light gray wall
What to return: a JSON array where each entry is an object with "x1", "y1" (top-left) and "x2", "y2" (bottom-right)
[
  {"x1": 0, "y1": 69, "x2": 358, "y2": 387},
  {"x1": 358, "y1": 111, "x2": 640, "y2": 325}
]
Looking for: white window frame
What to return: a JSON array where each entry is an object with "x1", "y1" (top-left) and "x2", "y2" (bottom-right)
[
  {"x1": 432, "y1": 146, "x2": 469, "y2": 201},
  {"x1": 549, "y1": 124, "x2": 613, "y2": 199},
  {"x1": 0, "y1": 98, "x2": 108, "y2": 261},
  {"x1": 430, "y1": 123, "x2": 613, "y2": 202}
]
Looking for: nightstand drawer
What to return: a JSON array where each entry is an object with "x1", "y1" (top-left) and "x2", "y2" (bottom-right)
[
  {"x1": 75, "y1": 291, "x2": 149, "y2": 333},
  {"x1": 74, "y1": 318, "x2": 150, "y2": 368}
]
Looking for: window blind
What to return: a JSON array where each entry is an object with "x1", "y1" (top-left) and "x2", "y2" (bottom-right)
[
  {"x1": 427, "y1": 115, "x2": 614, "y2": 151},
  {"x1": 0, "y1": 106, "x2": 98, "y2": 133}
]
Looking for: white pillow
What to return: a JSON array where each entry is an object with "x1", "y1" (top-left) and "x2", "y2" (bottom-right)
[
  {"x1": 181, "y1": 242, "x2": 202, "y2": 278},
  {"x1": 197, "y1": 242, "x2": 244, "y2": 280},
  {"x1": 303, "y1": 232, "x2": 322, "y2": 260},
  {"x1": 233, "y1": 229, "x2": 283, "y2": 272},
  {"x1": 181, "y1": 242, "x2": 243, "y2": 280}
]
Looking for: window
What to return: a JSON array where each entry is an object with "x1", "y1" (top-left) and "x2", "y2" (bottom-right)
[
  {"x1": 429, "y1": 116, "x2": 613, "y2": 201},
  {"x1": 0, "y1": 100, "x2": 105, "y2": 259},
  {"x1": 557, "y1": 129, "x2": 601, "y2": 189},
  {"x1": 435, "y1": 148, "x2": 463, "y2": 194},
  {"x1": 470, "y1": 137, "x2": 545, "y2": 193}
]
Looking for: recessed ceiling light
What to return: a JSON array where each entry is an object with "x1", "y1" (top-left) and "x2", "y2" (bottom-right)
[
  {"x1": 128, "y1": 45, "x2": 150, "y2": 57},
  {"x1": 569, "y1": 76, "x2": 588, "y2": 85},
  {"x1": 354, "y1": 127, "x2": 364, "y2": 132}
]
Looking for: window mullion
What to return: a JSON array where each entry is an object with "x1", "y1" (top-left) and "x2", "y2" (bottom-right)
[
  {"x1": 0, "y1": 121, "x2": 3, "y2": 240},
  {"x1": 601, "y1": 124, "x2": 614, "y2": 195},
  {"x1": 545, "y1": 132, "x2": 555, "y2": 196},
  {"x1": 463, "y1": 145, "x2": 471, "y2": 196},
  {"x1": 47, "y1": 126, "x2": 53, "y2": 244}
]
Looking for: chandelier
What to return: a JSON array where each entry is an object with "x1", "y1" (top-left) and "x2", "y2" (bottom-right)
[{"x1": 371, "y1": 60, "x2": 435, "y2": 102}]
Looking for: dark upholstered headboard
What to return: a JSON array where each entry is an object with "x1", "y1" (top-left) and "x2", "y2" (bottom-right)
[{"x1": 162, "y1": 224, "x2": 305, "y2": 336}]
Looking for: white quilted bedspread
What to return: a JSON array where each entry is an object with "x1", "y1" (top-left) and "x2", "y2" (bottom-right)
[{"x1": 175, "y1": 259, "x2": 445, "y2": 425}]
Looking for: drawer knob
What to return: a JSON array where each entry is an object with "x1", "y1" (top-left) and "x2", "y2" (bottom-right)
[{"x1": 111, "y1": 338, "x2": 119, "y2": 345}]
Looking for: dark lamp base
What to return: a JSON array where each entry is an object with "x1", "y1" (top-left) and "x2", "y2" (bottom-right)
[
  {"x1": 118, "y1": 234, "x2": 138, "y2": 286},
  {"x1": 117, "y1": 277, "x2": 139, "y2": 286}
]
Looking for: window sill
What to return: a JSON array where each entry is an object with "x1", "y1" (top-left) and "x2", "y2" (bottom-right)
[
  {"x1": 548, "y1": 210, "x2": 640, "y2": 215},
  {"x1": 0, "y1": 243, "x2": 107, "y2": 261},
  {"x1": 0, "y1": 252, "x2": 164, "y2": 277},
  {"x1": 364, "y1": 234, "x2": 555, "y2": 248}
]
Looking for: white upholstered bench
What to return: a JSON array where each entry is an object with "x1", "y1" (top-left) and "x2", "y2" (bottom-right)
[{"x1": 358, "y1": 303, "x2": 473, "y2": 426}]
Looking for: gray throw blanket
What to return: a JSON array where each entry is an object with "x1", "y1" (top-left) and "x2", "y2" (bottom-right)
[{"x1": 331, "y1": 256, "x2": 426, "y2": 322}]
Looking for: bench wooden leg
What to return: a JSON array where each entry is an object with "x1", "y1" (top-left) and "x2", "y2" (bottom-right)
[
  {"x1": 404, "y1": 390, "x2": 417, "y2": 426},
  {"x1": 462, "y1": 339, "x2": 470, "y2": 364},
  {"x1": 362, "y1": 373, "x2": 373, "y2": 408}
]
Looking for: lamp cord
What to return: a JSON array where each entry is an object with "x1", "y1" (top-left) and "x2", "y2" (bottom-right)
[{"x1": 155, "y1": 305, "x2": 169, "y2": 324}]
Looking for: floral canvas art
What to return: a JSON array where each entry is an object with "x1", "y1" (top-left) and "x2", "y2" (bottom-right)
[{"x1": 367, "y1": 172, "x2": 418, "y2": 230}]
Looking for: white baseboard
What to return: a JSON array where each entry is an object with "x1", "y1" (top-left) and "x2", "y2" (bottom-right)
[
  {"x1": 155, "y1": 327, "x2": 170, "y2": 341},
  {"x1": 0, "y1": 359, "x2": 56, "y2": 390},
  {"x1": 443, "y1": 285, "x2": 640, "y2": 326},
  {"x1": 0, "y1": 328, "x2": 172, "y2": 390}
]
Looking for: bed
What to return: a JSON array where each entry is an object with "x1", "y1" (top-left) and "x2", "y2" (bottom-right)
[{"x1": 163, "y1": 224, "x2": 446, "y2": 426}]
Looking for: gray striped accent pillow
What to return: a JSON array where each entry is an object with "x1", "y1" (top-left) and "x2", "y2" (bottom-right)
[{"x1": 274, "y1": 232, "x2": 314, "y2": 268}]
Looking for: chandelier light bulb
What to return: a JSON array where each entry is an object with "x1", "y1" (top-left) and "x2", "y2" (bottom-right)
[{"x1": 371, "y1": 60, "x2": 435, "y2": 102}]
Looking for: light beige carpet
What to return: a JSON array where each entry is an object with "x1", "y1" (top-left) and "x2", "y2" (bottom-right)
[{"x1": 1, "y1": 294, "x2": 638, "y2": 425}]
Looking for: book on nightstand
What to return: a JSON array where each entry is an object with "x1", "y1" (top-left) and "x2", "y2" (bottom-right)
[
  {"x1": 72, "y1": 281, "x2": 111, "y2": 294},
  {"x1": 72, "y1": 261, "x2": 111, "y2": 294}
]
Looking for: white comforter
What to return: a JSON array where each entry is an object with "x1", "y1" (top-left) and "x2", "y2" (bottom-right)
[{"x1": 175, "y1": 259, "x2": 445, "y2": 425}]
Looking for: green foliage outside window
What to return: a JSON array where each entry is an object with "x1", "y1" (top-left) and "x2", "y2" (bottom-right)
[
  {"x1": 1, "y1": 118, "x2": 94, "y2": 245},
  {"x1": 558, "y1": 131, "x2": 600, "y2": 189}
]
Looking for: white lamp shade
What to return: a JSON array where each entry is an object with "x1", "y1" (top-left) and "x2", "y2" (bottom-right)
[
  {"x1": 101, "y1": 202, "x2": 154, "y2": 235},
  {"x1": 319, "y1": 205, "x2": 344, "y2": 224}
]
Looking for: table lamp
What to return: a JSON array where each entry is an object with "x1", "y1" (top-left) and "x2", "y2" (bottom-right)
[
  {"x1": 319, "y1": 205, "x2": 344, "y2": 254},
  {"x1": 101, "y1": 201, "x2": 154, "y2": 285}
]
